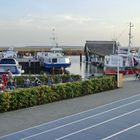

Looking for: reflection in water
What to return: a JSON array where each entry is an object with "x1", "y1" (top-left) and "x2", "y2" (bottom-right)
[{"x1": 66, "y1": 56, "x2": 103, "y2": 78}]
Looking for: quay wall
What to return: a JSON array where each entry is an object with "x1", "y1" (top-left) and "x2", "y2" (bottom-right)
[{"x1": 18, "y1": 60, "x2": 42, "y2": 74}]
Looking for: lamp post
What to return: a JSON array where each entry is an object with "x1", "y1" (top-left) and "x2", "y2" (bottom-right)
[
  {"x1": 117, "y1": 55, "x2": 120, "y2": 87},
  {"x1": 116, "y1": 43, "x2": 120, "y2": 88},
  {"x1": 112, "y1": 40, "x2": 120, "y2": 87}
]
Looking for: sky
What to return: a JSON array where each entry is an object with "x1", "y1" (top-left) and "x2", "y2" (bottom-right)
[{"x1": 0, "y1": 0, "x2": 140, "y2": 47}]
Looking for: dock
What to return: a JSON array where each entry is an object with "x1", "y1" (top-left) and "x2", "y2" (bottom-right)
[{"x1": 18, "y1": 57, "x2": 42, "y2": 74}]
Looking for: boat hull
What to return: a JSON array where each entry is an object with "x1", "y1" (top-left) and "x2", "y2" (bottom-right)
[
  {"x1": 44, "y1": 63, "x2": 71, "y2": 69},
  {"x1": 104, "y1": 67, "x2": 138, "y2": 75}
]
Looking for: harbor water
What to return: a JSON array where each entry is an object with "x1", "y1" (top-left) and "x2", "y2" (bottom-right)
[
  {"x1": 20, "y1": 55, "x2": 103, "y2": 78},
  {"x1": 66, "y1": 56, "x2": 103, "y2": 78}
]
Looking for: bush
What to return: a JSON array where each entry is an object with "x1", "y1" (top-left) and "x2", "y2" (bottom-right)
[
  {"x1": 0, "y1": 75, "x2": 117, "y2": 112},
  {"x1": 0, "y1": 93, "x2": 11, "y2": 112}
]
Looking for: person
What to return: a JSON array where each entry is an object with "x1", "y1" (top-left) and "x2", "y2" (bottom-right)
[
  {"x1": 135, "y1": 71, "x2": 140, "y2": 80},
  {"x1": 7, "y1": 79, "x2": 15, "y2": 90},
  {"x1": 7, "y1": 69, "x2": 13, "y2": 80},
  {"x1": 33, "y1": 77, "x2": 41, "y2": 86},
  {"x1": 0, "y1": 79, "x2": 6, "y2": 92},
  {"x1": 48, "y1": 76, "x2": 54, "y2": 85},
  {"x1": 69, "y1": 76, "x2": 74, "y2": 82},
  {"x1": 24, "y1": 78, "x2": 30, "y2": 88},
  {"x1": 2, "y1": 72, "x2": 8, "y2": 88},
  {"x1": 0, "y1": 80, "x2": 3, "y2": 93}
]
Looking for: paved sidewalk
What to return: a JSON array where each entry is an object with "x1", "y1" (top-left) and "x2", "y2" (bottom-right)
[{"x1": 0, "y1": 79, "x2": 140, "y2": 136}]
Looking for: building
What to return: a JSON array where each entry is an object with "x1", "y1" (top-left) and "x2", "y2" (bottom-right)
[{"x1": 84, "y1": 41, "x2": 117, "y2": 67}]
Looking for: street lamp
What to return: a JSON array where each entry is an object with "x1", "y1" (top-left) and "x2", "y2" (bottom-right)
[{"x1": 117, "y1": 55, "x2": 120, "y2": 87}]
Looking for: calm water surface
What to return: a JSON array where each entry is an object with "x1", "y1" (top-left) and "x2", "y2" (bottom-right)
[{"x1": 66, "y1": 56, "x2": 103, "y2": 78}]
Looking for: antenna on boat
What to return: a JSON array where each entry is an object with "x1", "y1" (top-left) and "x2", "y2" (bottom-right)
[
  {"x1": 128, "y1": 22, "x2": 134, "y2": 49},
  {"x1": 50, "y1": 28, "x2": 58, "y2": 47}
]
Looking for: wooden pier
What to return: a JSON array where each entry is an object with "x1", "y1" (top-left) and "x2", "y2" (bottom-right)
[{"x1": 18, "y1": 58, "x2": 42, "y2": 74}]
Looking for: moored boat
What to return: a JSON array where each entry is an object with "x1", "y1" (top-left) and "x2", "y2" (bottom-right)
[
  {"x1": 1, "y1": 47, "x2": 17, "y2": 58},
  {"x1": 37, "y1": 47, "x2": 71, "y2": 73},
  {"x1": 44, "y1": 47, "x2": 71, "y2": 69},
  {"x1": 104, "y1": 22, "x2": 140, "y2": 75},
  {"x1": 104, "y1": 54, "x2": 135, "y2": 75},
  {"x1": 0, "y1": 58, "x2": 24, "y2": 76}
]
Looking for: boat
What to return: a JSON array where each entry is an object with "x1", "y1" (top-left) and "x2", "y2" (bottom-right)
[
  {"x1": 37, "y1": 29, "x2": 71, "y2": 73},
  {"x1": 104, "y1": 53, "x2": 135, "y2": 75},
  {"x1": 1, "y1": 47, "x2": 17, "y2": 58},
  {"x1": 44, "y1": 47, "x2": 71, "y2": 68},
  {"x1": 0, "y1": 58, "x2": 24, "y2": 76},
  {"x1": 104, "y1": 22, "x2": 138, "y2": 75},
  {"x1": 37, "y1": 47, "x2": 71, "y2": 73}
]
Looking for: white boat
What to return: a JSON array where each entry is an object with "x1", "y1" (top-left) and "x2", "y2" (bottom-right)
[
  {"x1": 104, "y1": 22, "x2": 138, "y2": 75},
  {"x1": 37, "y1": 29, "x2": 71, "y2": 72},
  {"x1": 104, "y1": 53, "x2": 134, "y2": 75},
  {"x1": 1, "y1": 47, "x2": 17, "y2": 58},
  {"x1": 0, "y1": 58, "x2": 24, "y2": 76},
  {"x1": 37, "y1": 47, "x2": 71, "y2": 71}
]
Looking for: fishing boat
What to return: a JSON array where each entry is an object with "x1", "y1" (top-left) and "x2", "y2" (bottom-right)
[
  {"x1": 104, "y1": 22, "x2": 138, "y2": 75},
  {"x1": 104, "y1": 53, "x2": 135, "y2": 75},
  {"x1": 37, "y1": 29, "x2": 71, "y2": 73},
  {"x1": 37, "y1": 47, "x2": 71, "y2": 73},
  {"x1": 44, "y1": 47, "x2": 71, "y2": 68},
  {"x1": 0, "y1": 58, "x2": 24, "y2": 76}
]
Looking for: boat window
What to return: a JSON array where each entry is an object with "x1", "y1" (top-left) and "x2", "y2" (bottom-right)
[
  {"x1": 52, "y1": 58, "x2": 57, "y2": 63},
  {"x1": 0, "y1": 59, "x2": 16, "y2": 64},
  {"x1": 48, "y1": 58, "x2": 51, "y2": 63}
]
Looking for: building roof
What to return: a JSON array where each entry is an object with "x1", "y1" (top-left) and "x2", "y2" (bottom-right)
[{"x1": 85, "y1": 41, "x2": 116, "y2": 56}]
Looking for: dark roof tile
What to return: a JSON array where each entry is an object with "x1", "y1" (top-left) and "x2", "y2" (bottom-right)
[{"x1": 85, "y1": 41, "x2": 116, "y2": 56}]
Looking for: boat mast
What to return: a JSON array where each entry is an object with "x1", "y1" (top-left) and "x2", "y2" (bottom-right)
[
  {"x1": 51, "y1": 28, "x2": 58, "y2": 47},
  {"x1": 128, "y1": 22, "x2": 134, "y2": 51}
]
